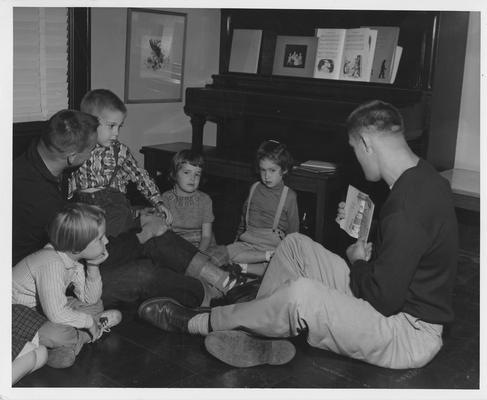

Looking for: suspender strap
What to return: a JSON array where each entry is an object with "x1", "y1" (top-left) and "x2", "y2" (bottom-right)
[
  {"x1": 245, "y1": 182, "x2": 260, "y2": 226},
  {"x1": 272, "y1": 186, "x2": 289, "y2": 230},
  {"x1": 245, "y1": 182, "x2": 289, "y2": 230},
  {"x1": 107, "y1": 144, "x2": 121, "y2": 187}
]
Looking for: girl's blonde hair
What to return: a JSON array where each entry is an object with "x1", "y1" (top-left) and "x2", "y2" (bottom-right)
[{"x1": 48, "y1": 203, "x2": 105, "y2": 253}]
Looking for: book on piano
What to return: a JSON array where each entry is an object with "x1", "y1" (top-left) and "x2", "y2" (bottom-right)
[
  {"x1": 295, "y1": 160, "x2": 338, "y2": 173},
  {"x1": 228, "y1": 29, "x2": 263, "y2": 74}
]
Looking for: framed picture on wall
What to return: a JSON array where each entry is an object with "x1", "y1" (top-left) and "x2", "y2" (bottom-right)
[
  {"x1": 124, "y1": 8, "x2": 187, "y2": 103},
  {"x1": 272, "y1": 36, "x2": 318, "y2": 78}
]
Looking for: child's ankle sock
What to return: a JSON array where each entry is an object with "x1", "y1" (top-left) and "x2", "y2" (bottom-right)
[
  {"x1": 188, "y1": 313, "x2": 210, "y2": 336},
  {"x1": 219, "y1": 274, "x2": 237, "y2": 293},
  {"x1": 186, "y1": 252, "x2": 211, "y2": 278},
  {"x1": 192, "y1": 259, "x2": 230, "y2": 293}
]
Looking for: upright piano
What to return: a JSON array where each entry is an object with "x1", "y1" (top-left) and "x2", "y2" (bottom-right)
[{"x1": 178, "y1": 9, "x2": 468, "y2": 246}]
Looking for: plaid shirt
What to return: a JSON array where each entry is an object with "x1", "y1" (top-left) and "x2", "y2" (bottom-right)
[{"x1": 68, "y1": 141, "x2": 164, "y2": 207}]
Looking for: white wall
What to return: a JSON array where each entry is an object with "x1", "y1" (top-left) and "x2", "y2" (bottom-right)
[
  {"x1": 90, "y1": 8, "x2": 220, "y2": 164},
  {"x1": 454, "y1": 12, "x2": 480, "y2": 172}
]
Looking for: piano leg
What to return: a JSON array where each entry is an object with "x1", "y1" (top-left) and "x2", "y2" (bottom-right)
[{"x1": 190, "y1": 114, "x2": 206, "y2": 152}]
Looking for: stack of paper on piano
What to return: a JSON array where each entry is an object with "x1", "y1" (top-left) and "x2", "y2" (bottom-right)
[{"x1": 297, "y1": 160, "x2": 338, "y2": 173}]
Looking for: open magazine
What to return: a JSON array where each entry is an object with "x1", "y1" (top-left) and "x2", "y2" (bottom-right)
[{"x1": 338, "y1": 185, "x2": 375, "y2": 242}]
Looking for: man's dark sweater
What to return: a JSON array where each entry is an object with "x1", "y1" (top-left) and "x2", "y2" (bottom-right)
[
  {"x1": 349, "y1": 159, "x2": 458, "y2": 324},
  {"x1": 12, "y1": 141, "x2": 141, "y2": 265}
]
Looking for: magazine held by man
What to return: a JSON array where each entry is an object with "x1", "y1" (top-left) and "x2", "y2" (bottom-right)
[{"x1": 338, "y1": 185, "x2": 375, "y2": 242}]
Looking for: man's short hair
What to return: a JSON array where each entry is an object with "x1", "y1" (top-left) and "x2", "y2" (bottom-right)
[
  {"x1": 41, "y1": 109, "x2": 98, "y2": 154},
  {"x1": 48, "y1": 203, "x2": 105, "y2": 253},
  {"x1": 346, "y1": 100, "x2": 404, "y2": 139},
  {"x1": 80, "y1": 89, "x2": 127, "y2": 116}
]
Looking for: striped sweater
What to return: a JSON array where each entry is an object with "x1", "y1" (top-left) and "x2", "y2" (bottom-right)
[{"x1": 12, "y1": 244, "x2": 102, "y2": 329}]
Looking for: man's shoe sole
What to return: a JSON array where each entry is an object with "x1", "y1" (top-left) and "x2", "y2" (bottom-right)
[{"x1": 205, "y1": 330, "x2": 296, "y2": 368}]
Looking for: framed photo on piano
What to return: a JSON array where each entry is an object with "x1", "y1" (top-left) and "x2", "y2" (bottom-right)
[
  {"x1": 272, "y1": 36, "x2": 318, "y2": 78},
  {"x1": 124, "y1": 8, "x2": 187, "y2": 103}
]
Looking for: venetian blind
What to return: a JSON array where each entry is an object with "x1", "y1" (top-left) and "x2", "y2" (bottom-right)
[{"x1": 13, "y1": 7, "x2": 68, "y2": 122}]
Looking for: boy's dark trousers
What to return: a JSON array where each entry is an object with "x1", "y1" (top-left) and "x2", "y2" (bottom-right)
[
  {"x1": 73, "y1": 188, "x2": 136, "y2": 238},
  {"x1": 100, "y1": 229, "x2": 205, "y2": 309}
]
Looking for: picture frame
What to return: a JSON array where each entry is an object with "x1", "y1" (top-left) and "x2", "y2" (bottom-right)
[
  {"x1": 272, "y1": 35, "x2": 318, "y2": 78},
  {"x1": 124, "y1": 8, "x2": 187, "y2": 103}
]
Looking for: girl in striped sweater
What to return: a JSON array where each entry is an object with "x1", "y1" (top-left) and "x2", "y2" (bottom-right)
[{"x1": 12, "y1": 203, "x2": 121, "y2": 368}]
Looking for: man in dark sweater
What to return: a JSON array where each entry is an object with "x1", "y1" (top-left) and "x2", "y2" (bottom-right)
[
  {"x1": 13, "y1": 109, "x2": 209, "y2": 310},
  {"x1": 137, "y1": 100, "x2": 458, "y2": 369}
]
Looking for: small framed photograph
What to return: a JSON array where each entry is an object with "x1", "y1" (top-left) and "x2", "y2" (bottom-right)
[
  {"x1": 272, "y1": 36, "x2": 318, "y2": 78},
  {"x1": 124, "y1": 8, "x2": 187, "y2": 103}
]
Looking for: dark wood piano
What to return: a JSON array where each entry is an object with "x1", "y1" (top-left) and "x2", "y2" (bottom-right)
[{"x1": 148, "y1": 9, "x2": 469, "y2": 247}]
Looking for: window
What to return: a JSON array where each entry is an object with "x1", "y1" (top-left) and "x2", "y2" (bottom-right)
[
  {"x1": 13, "y1": 7, "x2": 69, "y2": 123},
  {"x1": 12, "y1": 8, "x2": 90, "y2": 158}
]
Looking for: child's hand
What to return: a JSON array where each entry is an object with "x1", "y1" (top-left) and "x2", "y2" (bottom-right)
[
  {"x1": 137, "y1": 214, "x2": 169, "y2": 243},
  {"x1": 140, "y1": 210, "x2": 165, "y2": 227},
  {"x1": 157, "y1": 205, "x2": 173, "y2": 226},
  {"x1": 86, "y1": 250, "x2": 109, "y2": 266},
  {"x1": 139, "y1": 207, "x2": 157, "y2": 217},
  {"x1": 335, "y1": 201, "x2": 346, "y2": 224}
]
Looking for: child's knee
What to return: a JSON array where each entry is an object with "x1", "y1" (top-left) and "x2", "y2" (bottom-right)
[
  {"x1": 38, "y1": 322, "x2": 78, "y2": 348},
  {"x1": 285, "y1": 232, "x2": 311, "y2": 244}
]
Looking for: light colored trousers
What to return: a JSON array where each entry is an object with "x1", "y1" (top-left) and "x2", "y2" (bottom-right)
[{"x1": 211, "y1": 233, "x2": 443, "y2": 369}]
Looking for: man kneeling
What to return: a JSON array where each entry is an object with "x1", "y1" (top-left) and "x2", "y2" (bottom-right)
[{"x1": 137, "y1": 100, "x2": 458, "y2": 369}]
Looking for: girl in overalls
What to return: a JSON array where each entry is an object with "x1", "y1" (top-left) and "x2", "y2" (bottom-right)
[{"x1": 227, "y1": 140, "x2": 299, "y2": 277}]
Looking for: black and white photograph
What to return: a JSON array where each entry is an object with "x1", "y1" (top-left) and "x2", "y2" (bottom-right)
[
  {"x1": 283, "y1": 44, "x2": 307, "y2": 68},
  {"x1": 2, "y1": 1, "x2": 484, "y2": 400}
]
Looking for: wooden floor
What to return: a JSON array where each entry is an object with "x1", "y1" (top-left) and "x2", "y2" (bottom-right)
[{"x1": 14, "y1": 205, "x2": 480, "y2": 391}]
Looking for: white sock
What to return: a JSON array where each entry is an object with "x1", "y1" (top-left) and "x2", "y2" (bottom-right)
[
  {"x1": 238, "y1": 263, "x2": 248, "y2": 274},
  {"x1": 188, "y1": 313, "x2": 210, "y2": 336}
]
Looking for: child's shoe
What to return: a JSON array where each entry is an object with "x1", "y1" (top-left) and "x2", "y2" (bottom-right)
[
  {"x1": 46, "y1": 346, "x2": 76, "y2": 368},
  {"x1": 222, "y1": 264, "x2": 249, "y2": 293},
  {"x1": 97, "y1": 309, "x2": 122, "y2": 339}
]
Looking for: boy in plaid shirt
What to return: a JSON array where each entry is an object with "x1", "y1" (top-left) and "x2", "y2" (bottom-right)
[{"x1": 68, "y1": 89, "x2": 173, "y2": 237}]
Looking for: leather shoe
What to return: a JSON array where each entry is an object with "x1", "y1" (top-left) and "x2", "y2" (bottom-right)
[
  {"x1": 137, "y1": 297, "x2": 199, "y2": 333},
  {"x1": 205, "y1": 330, "x2": 296, "y2": 368},
  {"x1": 224, "y1": 279, "x2": 261, "y2": 304}
]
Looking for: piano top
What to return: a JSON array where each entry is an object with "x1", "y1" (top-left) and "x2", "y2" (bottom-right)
[{"x1": 184, "y1": 73, "x2": 425, "y2": 140}]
